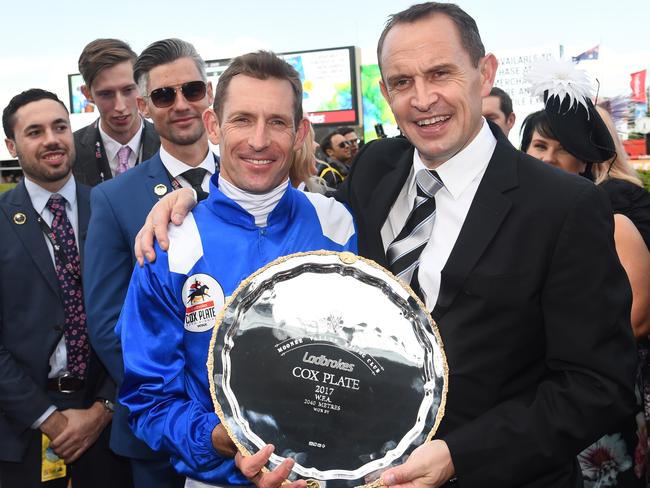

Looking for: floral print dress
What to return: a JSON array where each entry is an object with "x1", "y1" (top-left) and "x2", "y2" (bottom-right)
[{"x1": 578, "y1": 339, "x2": 650, "y2": 487}]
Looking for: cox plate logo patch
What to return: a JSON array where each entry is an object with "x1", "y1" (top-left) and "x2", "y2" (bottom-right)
[{"x1": 182, "y1": 274, "x2": 224, "y2": 332}]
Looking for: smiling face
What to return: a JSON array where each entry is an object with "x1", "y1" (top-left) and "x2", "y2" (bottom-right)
[
  {"x1": 525, "y1": 130, "x2": 586, "y2": 175},
  {"x1": 5, "y1": 99, "x2": 75, "y2": 192},
  {"x1": 82, "y1": 60, "x2": 140, "y2": 144},
  {"x1": 138, "y1": 57, "x2": 212, "y2": 151},
  {"x1": 379, "y1": 14, "x2": 496, "y2": 168},
  {"x1": 204, "y1": 74, "x2": 308, "y2": 194}
]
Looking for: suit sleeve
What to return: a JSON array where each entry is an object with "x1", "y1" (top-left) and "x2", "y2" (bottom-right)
[
  {"x1": 84, "y1": 185, "x2": 133, "y2": 387},
  {"x1": 0, "y1": 312, "x2": 54, "y2": 430},
  {"x1": 118, "y1": 248, "x2": 226, "y2": 473},
  {"x1": 443, "y1": 183, "x2": 638, "y2": 486}
]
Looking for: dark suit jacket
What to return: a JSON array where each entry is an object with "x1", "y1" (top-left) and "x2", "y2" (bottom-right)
[
  {"x1": 337, "y1": 124, "x2": 638, "y2": 487},
  {"x1": 73, "y1": 118, "x2": 160, "y2": 187},
  {"x1": 0, "y1": 180, "x2": 113, "y2": 462},
  {"x1": 84, "y1": 152, "x2": 174, "y2": 460}
]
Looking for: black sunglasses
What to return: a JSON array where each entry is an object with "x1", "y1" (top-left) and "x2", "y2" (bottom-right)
[
  {"x1": 337, "y1": 140, "x2": 353, "y2": 149},
  {"x1": 147, "y1": 81, "x2": 207, "y2": 108}
]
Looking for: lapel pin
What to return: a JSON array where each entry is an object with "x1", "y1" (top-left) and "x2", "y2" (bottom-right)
[
  {"x1": 154, "y1": 184, "x2": 168, "y2": 196},
  {"x1": 13, "y1": 212, "x2": 27, "y2": 225}
]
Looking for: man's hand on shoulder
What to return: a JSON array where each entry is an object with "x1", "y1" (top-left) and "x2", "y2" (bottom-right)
[
  {"x1": 135, "y1": 187, "x2": 197, "y2": 266},
  {"x1": 381, "y1": 440, "x2": 455, "y2": 488},
  {"x1": 49, "y1": 402, "x2": 111, "y2": 463}
]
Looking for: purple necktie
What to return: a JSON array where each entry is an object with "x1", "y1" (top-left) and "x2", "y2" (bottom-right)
[
  {"x1": 116, "y1": 146, "x2": 131, "y2": 175},
  {"x1": 46, "y1": 194, "x2": 89, "y2": 379}
]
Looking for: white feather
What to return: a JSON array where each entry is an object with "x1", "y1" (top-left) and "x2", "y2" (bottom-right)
[{"x1": 526, "y1": 59, "x2": 593, "y2": 114}]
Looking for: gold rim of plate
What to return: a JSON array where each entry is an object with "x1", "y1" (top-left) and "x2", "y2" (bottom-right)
[{"x1": 206, "y1": 250, "x2": 449, "y2": 482}]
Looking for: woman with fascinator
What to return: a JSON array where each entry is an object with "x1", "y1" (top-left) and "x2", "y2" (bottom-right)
[{"x1": 521, "y1": 59, "x2": 650, "y2": 487}]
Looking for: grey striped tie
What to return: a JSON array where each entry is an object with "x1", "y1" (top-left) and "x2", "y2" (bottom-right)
[{"x1": 387, "y1": 169, "x2": 444, "y2": 294}]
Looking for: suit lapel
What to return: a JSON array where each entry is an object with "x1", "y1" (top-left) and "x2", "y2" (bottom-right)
[
  {"x1": 76, "y1": 183, "x2": 90, "y2": 265},
  {"x1": 92, "y1": 124, "x2": 112, "y2": 182},
  {"x1": 79, "y1": 121, "x2": 111, "y2": 183},
  {"x1": 1, "y1": 182, "x2": 61, "y2": 297},
  {"x1": 146, "y1": 153, "x2": 173, "y2": 205},
  {"x1": 433, "y1": 135, "x2": 518, "y2": 320},
  {"x1": 365, "y1": 147, "x2": 414, "y2": 266}
]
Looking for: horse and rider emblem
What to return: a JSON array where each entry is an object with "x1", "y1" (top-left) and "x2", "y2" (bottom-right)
[
  {"x1": 187, "y1": 280, "x2": 210, "y2": 304},
  {"x1": 182, "y1": 274, "x2": 224, "y2": 333}
]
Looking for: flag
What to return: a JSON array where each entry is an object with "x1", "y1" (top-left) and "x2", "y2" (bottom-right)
[
  {"x1": 630, "y1": 70, "x2": 647, "y2": 104},
  {"x1": 572, "y1": 45, "x2": 599, "y2": 62}
]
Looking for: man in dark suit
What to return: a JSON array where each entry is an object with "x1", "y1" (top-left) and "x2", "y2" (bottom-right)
[
  {"x1": 83, "y1": 38, "x2": 217, "y2": 488},
  {"x1": 0, "y1": 89, "x2": 130, "y2": 487},
  {"x1": 338, "y1": 4, "x2": 637, "y2": 487},
  {"x1": 73, "y1": 39, "x2": 160, "y2": 186},
  {"x1": 132, "y1": 5, "x2": 637, "y2": 488}
]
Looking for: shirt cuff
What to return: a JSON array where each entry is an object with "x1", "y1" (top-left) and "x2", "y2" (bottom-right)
[{"x1": 32, "y1": 405, "x2": 57, "y2": 429}]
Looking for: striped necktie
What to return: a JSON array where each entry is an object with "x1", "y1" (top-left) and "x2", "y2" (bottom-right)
[{"x1": 387, "y1": 169, "x2": 444, "y2": 297}]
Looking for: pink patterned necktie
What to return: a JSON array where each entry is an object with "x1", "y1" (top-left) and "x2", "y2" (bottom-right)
[
  {"x1": 116, "y1": 145, "x2": 131, "y2": 175},
  {"x1": 46, "y1": 194, "x2": 89, "y2": 379}
]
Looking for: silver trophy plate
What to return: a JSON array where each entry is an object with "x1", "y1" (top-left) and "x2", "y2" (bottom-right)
[{"x1": 208, "y1": 251, "x2": 447, "y2": 487}]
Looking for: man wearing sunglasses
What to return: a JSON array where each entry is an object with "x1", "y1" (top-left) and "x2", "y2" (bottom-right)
[
  {"x1": 73, "y1": 39, "x2": 160, "y2": 186},
  {"x1": 83, "y1": 38, "x2": 216, "y2": 488},
  {"x1": 338, "y1": 127, "x2": 361, "y2": 158},
  {"x1": 316, "y1": 130, "x2": 353, "y2": 188},
  {"x1": 321, "y1": 130, "x2": 353, "y2": 167}
]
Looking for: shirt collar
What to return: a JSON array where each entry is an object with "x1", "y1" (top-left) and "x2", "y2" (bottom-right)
[
  {"x1": 206, "y1": 172, "x2": 293, "y2": 229},
  {"x1": 412, "y1": 118, "x2": 496, "y2": 200},
  {"x1": 98, "y1": 117, "x2": 143, "y2": 161},
  {"x1": 24, "y1": 175, "x2": 77, "y2": 214},
  {"x1": 159, "y1": 145, "x2": 216, "y2": 177}
]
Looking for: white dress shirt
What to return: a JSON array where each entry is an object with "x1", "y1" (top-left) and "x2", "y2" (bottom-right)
[
  {"x1": 99, "y1": 118, "x2": 144, "y2": 176},
  {"x1": 159, "y1": 145, "x2": 215, "y2": 193},
  {"x1": 381, "y1": 119, "x2": 497, "y2": 310},
  {"x1": 24, "y1": 175, "x2": 79, "y2": 428}
]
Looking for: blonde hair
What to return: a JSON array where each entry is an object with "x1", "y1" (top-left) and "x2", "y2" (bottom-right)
[
  {"x1": 593, "y1": 106, "x2": 643, "y2": 187},
  {"x1": 290, "y1": 121, "x2": 317, "y2": 187}
]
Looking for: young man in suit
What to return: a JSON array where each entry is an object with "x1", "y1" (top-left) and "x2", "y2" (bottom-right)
[
  {"x1": 0, "y1": 89, "x2": 130, "y2": 487},
  {"x1": 73, "y1": 39, "x2": 160, "y2": 186},
  {"x1": 83, "y1": 38, "x2": 218, "y2": 488}
]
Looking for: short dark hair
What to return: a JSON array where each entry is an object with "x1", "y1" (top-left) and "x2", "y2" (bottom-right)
[
  {"x1": 337, "y1": 127, "x2": 357, "y2": 137},
  {"x1": 134, "y1": 38, "x2": 206, "y2": 95},
  {"x1": 520, "y1": 110, "x2": 556, "y2": 153},
  {"x1": 3, "y1": 89, "x2": 67, "y2": 140},
  {"x1": 213, "y1": 51, "x2": 303, "y2": 128},
  {"x1": 320, "y1": 130, "x2": 341, "y2": 154},
  {"x1": 377, "y1": 2, "x2": 485, "y2": 75},
  {"x1": 78, "y1": 39, "x2": 137, "y2": 88},
  {"x1": 489, "y1": 87, "x2": 513, "y2": 118}
]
